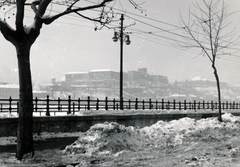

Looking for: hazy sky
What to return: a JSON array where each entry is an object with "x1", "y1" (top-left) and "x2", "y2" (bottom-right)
[{"x1": 0, "y1": 0, "x2": 240, "y2": 85}]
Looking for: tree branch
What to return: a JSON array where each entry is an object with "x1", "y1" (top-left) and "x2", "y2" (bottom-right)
[
  {"x1": 31, "y1": 0, "x2": 42, "y2": 14},
  {"x1": 0, "y1": 18, "x2": 17, "y2": 45},
  {"x1": 35, "y1": 0, "x2": 52, "y2": 20},
  {"x1": 180, "y1": 13, "x2": 213, "y2": 62},
  {"x1": 40, "y1": 0, "x2": 113, "y2": 25},
  {"x1": 16, "y1": 0, "x2": 25, "y2": 32},
  {"x1": 73, "y1": 11, "x2": 107, "y2": 24}
]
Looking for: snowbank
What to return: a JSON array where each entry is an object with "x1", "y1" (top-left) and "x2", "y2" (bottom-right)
[
  {"x1": 62, "y1": 122, "x2": 146, "y2": 156},
  {"x1": 62, "y1": 112, "x2": 240, "y2": 158}
]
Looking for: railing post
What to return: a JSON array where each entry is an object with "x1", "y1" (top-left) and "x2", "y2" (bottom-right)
[
  {"x1": 142, "y1": 100, "x2": 145, "y2": 110},
  {"x1": 193, "y1": 100, "x2": 196, "y2": 110},
  {"x1": 162, "y1": 99, "x2": 164, "y2": 110},
  {"x1": 128, "y1": 99, "x2": 131, "y2": 110},
  {"x1": 96, "y1": 98, "x2": 99, "y2": 110},
  {"x1": 35, "y1": 97, "x2": 38, "y2": 112},
  {"x1": 211, "y1": 101, "x2": 214, "y2": 111},
  {"x1": 46, "y1": 95, "x2": 50, "y2": 116},
  {"x1": 203, "y1": 100, "x2": 205, "y2": 109},
  {"x1": 226, "y1": 101, "x2": 228, "y2": 109},
  {"x1": 78, "y1": 98, "x2": 81, "y2": 111},
  {"x1": 198, "y1": 102, "x2": 200, "y2": 109},
  {"x1": 149, "y1": 98, "x2": 152, "y2": 109},
  {"x1": 73, "y1": 103, "x2": 75, "y2": 115},
  {"x1": 135, "y1": 98, "x2": 138, "y2": 110},
  {"x1": 173, "y1": 99, "x2": 176, "y2": 110},
  {"x1": 67, "y1": 95, "x2": 71, "y2": 114},
  {"x1": 189, "y1": 101, "x2": 192, "y2": 110},
  {"x1": 184, "y1": 100, "x2": 187, "y2": 110},
  {"x1": 156, "y1": 100, "x2": 158, "y2": 110},
  {"x1": 113, "y1": 99, "x2": 116, "y2": 110},
  {"x1": 9, "y1": 96, "x2": 12, "y2": 114},
  {"x1": 105, "y1": 97, "x2": 108, "y2": 110},
  {"x1": 179, "y1": 101, "x2": 181, "y2": 110},
  {"x1": 87, "y1": 96, "x2": 90, "y2": 110},
  {"x1": 58, "y1": 97, "x2": 61, "y2": 111}
]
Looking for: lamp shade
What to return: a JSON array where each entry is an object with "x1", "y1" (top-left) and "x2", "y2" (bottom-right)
[
  {"x1": 112, "y1": 32, "x2": 118, "y2": 42},
  {"x1": 125, "y1": 35, "x2": 131, "y2": 45}
]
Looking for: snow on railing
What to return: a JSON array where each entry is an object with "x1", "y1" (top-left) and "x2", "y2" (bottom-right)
[{"x1": 0, "y1": 96, "x2": 239, "y2": 116}]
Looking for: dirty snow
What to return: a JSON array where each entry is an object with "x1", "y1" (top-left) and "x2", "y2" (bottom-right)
[
  {"x1": 62, "y1": 112, "x2": 240, "y2": 156},
  {"x1": 2, "y1": 112, "x2": 240, "y2": 166}
]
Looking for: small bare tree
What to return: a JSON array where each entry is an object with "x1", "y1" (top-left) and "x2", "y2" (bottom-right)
[
  {"x1": 179, "y1": 0, "x2": 238, "y2": 122},
  {"x1": 0, "y1": 0, "x2": 141, "y2": 160}
]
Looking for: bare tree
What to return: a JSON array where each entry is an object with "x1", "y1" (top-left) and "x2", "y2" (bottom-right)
[
  {"x1": 0, "y1": 0, "x2": 141, "y2": 160},
  {"x1": 179, "y1": 0, "x2": 238, "y2": 122}
]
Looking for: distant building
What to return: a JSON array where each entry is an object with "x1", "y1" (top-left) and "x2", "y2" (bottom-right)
[
  {"x1": 0, "y1": 83, "x2": 50, "y2": 99},
  {"x1": 190, "y1": 76, "x2": 228, "y2": 88},
  {"x1": 0, "y1": 84, "x2": 19, "y2": 98},
  {"x1": 65, "y1": 71, "x2": 89, "y2": 83},
  {"x1": 33, "y1": 91, "x2": 49, "y2": 99},
  {"x1": 64, "y1": 68, "x2": 168, "y2": 89},
  {"x1": 189, "y1": 76, "x2": 232, "y2": 101},
  {"x1": 65, "y1": 69, "x2": 120, "y2": 89},
  {"x1": 126, "y1": 68, "x2": 168, "y2": 87}
]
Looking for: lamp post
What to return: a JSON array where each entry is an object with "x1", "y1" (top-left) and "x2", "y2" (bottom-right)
[{"x1": 112, "y1": 14, "x2": 131, "y2": 110}]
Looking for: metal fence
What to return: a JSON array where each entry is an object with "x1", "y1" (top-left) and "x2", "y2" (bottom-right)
[{"x1": 0, "y1": 96, "x2": 239, "y2": 116}]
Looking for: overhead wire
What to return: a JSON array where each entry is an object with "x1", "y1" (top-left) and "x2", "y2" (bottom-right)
[
  {"x1": 25, "y1": 0, "x2": 240, "y2": 64},
  {"x1": 1, "y1": 0, "x2": 240, "y2": 60},
  {"x1": 82, "y1": 0, "x2": 240, "y2": 56},
  {"x1": 26, "y1": 0, "x2": 240, "y2": 53}
]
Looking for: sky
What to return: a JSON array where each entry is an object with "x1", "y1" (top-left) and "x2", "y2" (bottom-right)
[{"x1": 0, "y1": 0, "x2": 240, "y2": 86}]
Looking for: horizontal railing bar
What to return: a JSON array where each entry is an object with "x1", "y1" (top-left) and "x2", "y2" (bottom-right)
[{"x1": 0, "y1": 96, "x2": 239, "y2": 116}]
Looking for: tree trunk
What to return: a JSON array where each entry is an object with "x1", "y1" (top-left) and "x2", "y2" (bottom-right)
[
  {"x1": 16, "y1": 43, "x2": 34, "y2": 160},
  {"x1": 212, "y1": 65, "x2": 222, "y2": 122}
]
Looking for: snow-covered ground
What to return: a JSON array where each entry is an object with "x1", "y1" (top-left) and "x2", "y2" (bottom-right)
[
  {"x1": 1, "y1": 111, "x2": 240, "y2": 166},
  {"x1": 60, "y1": 112, "x2": 240, "y2": 165}
]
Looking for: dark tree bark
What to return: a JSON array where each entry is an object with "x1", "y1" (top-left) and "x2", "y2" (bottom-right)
[
  {"x1": 0, "y1": 19, "x2": 40, "y2": 159},
  {"x1": 16, "y1": 43, "x2": 34, "y2": 159},
  {"x1": 212, "y1": 64, "x2": 223, "y2": 122}
]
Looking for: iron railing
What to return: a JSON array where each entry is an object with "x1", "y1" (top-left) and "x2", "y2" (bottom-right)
[{"x1": 0, "y1": 96, "x2": 239, "y2": 116}]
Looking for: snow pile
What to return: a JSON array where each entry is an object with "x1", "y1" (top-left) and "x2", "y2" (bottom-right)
[
  {"x1": 141, "y1": 117, "x2": 197, "y2": 148},
  {"x1": 62, "y1": 122, "x2": 145, "y2": 156},
  {"x1": 185, "y1": 113, "x2": 240, "y2": 142},
  {"x1": 62, "y1": 113, "x2": 240, "y2": 158},
  {"x1": 142, "y1": 112, "x2": 240, "y2": 147}
]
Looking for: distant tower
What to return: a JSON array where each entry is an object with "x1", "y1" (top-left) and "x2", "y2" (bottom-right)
[{"x1": 138, "y1": 68, "x2": 147, "y2": 74}]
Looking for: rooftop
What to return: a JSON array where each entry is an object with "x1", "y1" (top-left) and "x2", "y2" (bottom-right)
[
  {"x1": 0, "y1": 84, "x2": 19, "y2": 89},
  {"x1": 191, "y1": 76, "x2": 207, "y2": 81}
]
